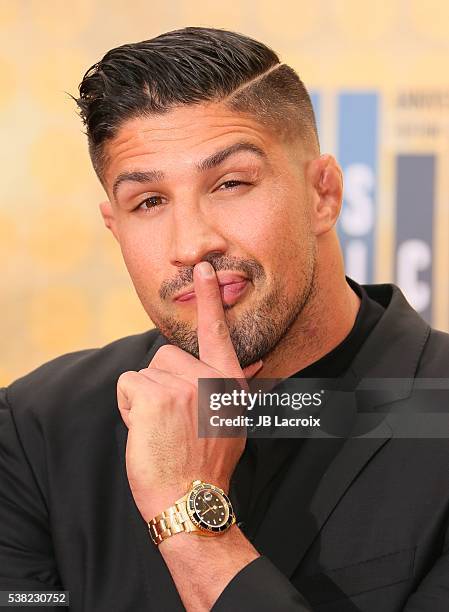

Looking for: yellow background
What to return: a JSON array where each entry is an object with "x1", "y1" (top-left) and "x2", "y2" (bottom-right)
[{"x1": 1, "y1": 0, "x2": 449, "y2": 385}]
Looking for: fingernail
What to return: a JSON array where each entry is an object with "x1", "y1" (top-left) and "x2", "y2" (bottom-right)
[{"x1": 198, "y1": 262, "x2": 215, "y2": 278}]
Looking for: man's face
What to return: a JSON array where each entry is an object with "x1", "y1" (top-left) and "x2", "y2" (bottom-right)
[{"x1": 101, "y1": 102, "x2": 319, "y2": 368}]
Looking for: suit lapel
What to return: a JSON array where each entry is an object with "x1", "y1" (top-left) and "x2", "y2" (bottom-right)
[
  {"x1": 253, "y1": 283, "x2": 430, "y2": 579},
  {"x1": 253, "y1": 421, "x2": 392, "y2": 578}
]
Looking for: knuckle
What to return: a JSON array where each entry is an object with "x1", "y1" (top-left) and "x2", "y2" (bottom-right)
[
  {"x1": 151, "y1": 344, "x2": 177, "y2": 366},
  {"x1": 183, "y1": 383, "x2": 197, "y2": 403},
  {"x1": 211, "y1": 319, "x2": 228, "y2": 337},
  {"x1": 165, "y1": 383, "x2": 195, "y2": 408},
  {"x1": 156, "y1": 344, "x2": 175, "y2": 357},
  {"x1": 117, "y1": 370, "x2": 134, "y2": 387}
]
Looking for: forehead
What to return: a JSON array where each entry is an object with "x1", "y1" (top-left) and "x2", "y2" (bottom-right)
[{"x1": 102, "y1": 102, "x2": 289, "y2": 189}]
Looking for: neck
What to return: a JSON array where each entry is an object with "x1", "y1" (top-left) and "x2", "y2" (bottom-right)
[{"x1": 254, "y1": 271, "x2": 361, "y2": 381}]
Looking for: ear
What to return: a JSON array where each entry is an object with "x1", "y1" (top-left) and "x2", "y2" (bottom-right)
[
  {"x1": 306, "y1": 154, "x2": 343, "y2": 236},
  {"x1": 99, "y1": 200, "x2": 119, "y2": 242}
]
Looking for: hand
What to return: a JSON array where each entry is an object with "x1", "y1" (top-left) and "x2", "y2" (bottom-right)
[{"x1": 117, "y1": 261, "x2": 263, "y2": 521}]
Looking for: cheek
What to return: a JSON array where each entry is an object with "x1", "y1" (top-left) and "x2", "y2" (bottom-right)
[
  {"x1": 115, "y1": 220, "x2": 164, "y2": 288},
  {"x1": 229, "y1": 188, "x2": 310, "y2": 269}
]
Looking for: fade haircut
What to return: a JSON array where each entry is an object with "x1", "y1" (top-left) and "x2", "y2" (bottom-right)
[{"x1": 73, "y1": 27, "x2": 319, "y2": 184}]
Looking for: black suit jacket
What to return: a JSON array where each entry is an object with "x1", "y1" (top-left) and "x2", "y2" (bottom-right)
[{"x1": 1, "y1": 281, "x2": 449, "y2": 611}]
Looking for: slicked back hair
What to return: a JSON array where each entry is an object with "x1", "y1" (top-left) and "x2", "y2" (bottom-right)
[{"x1": 73, "y1": 27, "x2": 319, "y2": 184}]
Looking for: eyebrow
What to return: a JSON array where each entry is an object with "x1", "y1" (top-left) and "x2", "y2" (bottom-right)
[
  {"x1": 196, "y1": 141, "x2": 266, "y2": 171},
  {"x1": 112, "y1": 141, "x2": 266, "y2": 201}
]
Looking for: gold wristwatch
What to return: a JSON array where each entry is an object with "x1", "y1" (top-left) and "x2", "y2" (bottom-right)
[{"x1": 148, "y1": 480, "x2": 235, "y2": 546}]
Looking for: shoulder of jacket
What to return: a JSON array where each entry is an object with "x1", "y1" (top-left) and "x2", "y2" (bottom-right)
[
  {"x1": 417, "y1": 326, "x2": 449, "y2": 376},
  {"x1": 2, "y1": 328, "x2": 161, "y2": 417}
]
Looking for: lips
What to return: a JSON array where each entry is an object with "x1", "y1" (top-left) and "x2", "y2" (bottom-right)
[
  {"x1": 174, "y1": 273, "x2": 250, "y2": 306},
  {"x1": 219, "y1": 280, "x2": 249, "y2": 306}
]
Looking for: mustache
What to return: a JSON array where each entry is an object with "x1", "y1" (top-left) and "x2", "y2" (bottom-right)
[{"x1": 159, "y1": 254, "x2": 265, "y2": 301}]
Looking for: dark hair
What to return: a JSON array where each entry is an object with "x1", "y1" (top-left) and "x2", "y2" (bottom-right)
[{"x1": 73, "y1": 27, "x2": 319, "y2": 183}]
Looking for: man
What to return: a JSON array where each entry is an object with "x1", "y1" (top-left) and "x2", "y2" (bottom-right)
[{"x1": 1, "y1": 26, "x2": 449, "y2": 612}]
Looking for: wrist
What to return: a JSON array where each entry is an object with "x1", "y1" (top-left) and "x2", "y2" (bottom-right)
[
  {"x1": 159, "y1": 522, "x2": 258, "y2": 559},
  {"x1": 158, "y1": 524, "x2": 260, "y2": 611}
]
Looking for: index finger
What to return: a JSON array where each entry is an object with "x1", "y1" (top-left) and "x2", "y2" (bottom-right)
[{"x1": 193, "y1": 261, "x2": 242, "y2": 376}]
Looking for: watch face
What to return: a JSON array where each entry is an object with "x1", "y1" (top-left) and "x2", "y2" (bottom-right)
[{"x1": 187, "y1": 483, "x2": 235, "y2": 533}]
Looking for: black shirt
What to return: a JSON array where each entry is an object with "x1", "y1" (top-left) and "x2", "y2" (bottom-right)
[{"x1": 229, "y1": 277, "x2": 385, "y2": 540}]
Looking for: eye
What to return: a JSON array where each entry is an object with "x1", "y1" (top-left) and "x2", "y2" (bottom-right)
[
  {"x1": 137, "y1": 195, "x2": 164, "y2": 212},
  {"x1": 218, "y1": 180, "x2": 247, "y2": 191}
]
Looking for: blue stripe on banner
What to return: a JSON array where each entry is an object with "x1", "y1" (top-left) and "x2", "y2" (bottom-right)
[
  {"x1": 337, "y1": 93, "x2": 378, "y2": 284},
  {"x1": 310, "y1": 92, "x2": 320, "y2": 144},
  {"x1": 395, "y1": 155, "x2": 435, "y2": 323}
]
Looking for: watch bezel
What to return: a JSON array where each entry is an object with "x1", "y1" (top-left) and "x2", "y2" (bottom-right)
[{"x1": 186, "y1": 482, "x2": 235, "y2": 533}]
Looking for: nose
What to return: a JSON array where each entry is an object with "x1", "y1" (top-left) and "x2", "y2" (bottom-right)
[{"x1": 168, "y1": 201, "x2": 228, "y2": 268}]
